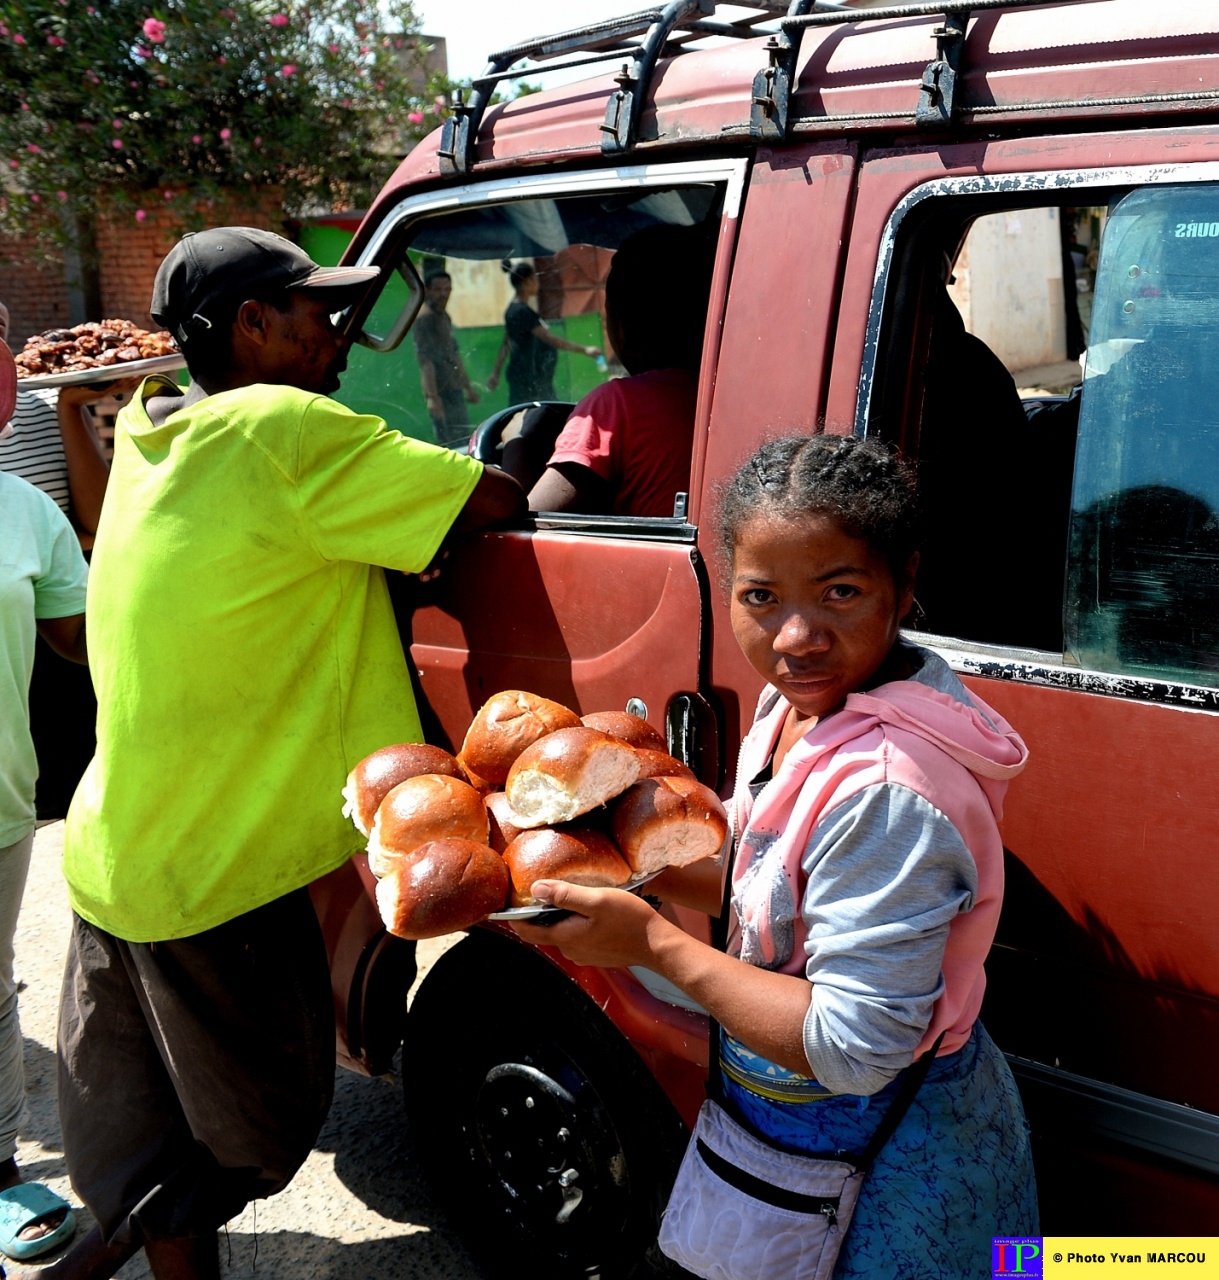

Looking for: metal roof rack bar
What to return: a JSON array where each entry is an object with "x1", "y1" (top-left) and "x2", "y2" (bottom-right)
[
  {"x1": 439, "y1": 1, "x2": 791, "y2": 176},
  {"x1": 751, "y1": 0, "x2": 1087, "y2": 141}
]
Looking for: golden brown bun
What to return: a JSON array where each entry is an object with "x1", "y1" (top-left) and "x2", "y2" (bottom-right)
[
  {"x1": 458, "y1": 758, "x2": 495, "y2": 795},
  {"x1": 633, "y1": 749, "x2": 697, "y2": 782},
  {"x1": 367, "y1": 774, "x2": 488, "y2": 878},
  {"x1": 342, "y1": 743, "x2": 463, "y2": 837},
  {"x1": 610, "y1": 776, "x2": 729, "y2": 877},
  {"x1": 459, "y1": 690, "x2": 582, "y2": 785},
  {"x1": 375, "y1": 839, "x2": 510, "y2": 939},
  {"x1": 505, "y1": 727, "x2": 641, "y2": 827},
  {"x1": 485, "y1": 791, "x2": 528, "y2": 853},
  {"x1": 502, "y1": 826, "x2": 632, "y2": 906},
  {"x1": 579, "y1": 711, "x2": 667, "y2": 753}
]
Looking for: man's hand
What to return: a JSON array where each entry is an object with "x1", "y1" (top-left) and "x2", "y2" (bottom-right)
[
  {"x1": 57, "y1": 375, "x2": 143, "y2": 412},
  {"x1": 425, "y1": 391, "x2": 443, "y2": 420},
  {"x1": 510, "y1": 881, "x2": 671, "y2": 969},
  {"x1": 465, "y1": 387, "x2": 481, "y2": 406}
]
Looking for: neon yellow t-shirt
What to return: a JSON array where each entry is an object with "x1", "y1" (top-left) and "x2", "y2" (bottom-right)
[{"x1": 63, "y1": 378, "x2": 482, "y2": 941}]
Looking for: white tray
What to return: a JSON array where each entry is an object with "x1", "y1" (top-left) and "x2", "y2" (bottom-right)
[{"x1": 16, "y1": 353, "x2": 185, "y2": 390}]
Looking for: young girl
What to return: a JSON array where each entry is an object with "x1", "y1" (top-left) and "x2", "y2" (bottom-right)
[{"x1": 514, "y1": 434, "x2": 1039, "y2": 1277}]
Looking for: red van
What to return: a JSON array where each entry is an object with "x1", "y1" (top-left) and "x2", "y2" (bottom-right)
[{"x1": 309, "y1": 2, "x2": 1219, "y2": 1273}]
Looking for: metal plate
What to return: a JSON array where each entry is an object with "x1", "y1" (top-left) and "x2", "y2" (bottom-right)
[
  {"x1": 15, "y1": 353, "x2": 185, "y2": 390},
  {"x1": 486, "y1": 869, "x2": 663, "y2": 922}
]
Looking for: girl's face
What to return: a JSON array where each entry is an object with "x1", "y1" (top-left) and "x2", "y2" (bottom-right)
[{"x1": 729, "y1": 511, "x2": 916, "y2": 720}]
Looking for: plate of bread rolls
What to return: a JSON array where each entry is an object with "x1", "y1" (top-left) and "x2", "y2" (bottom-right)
[{"x1": 341, "y1": 691, "x2": 729, "y2": 937}]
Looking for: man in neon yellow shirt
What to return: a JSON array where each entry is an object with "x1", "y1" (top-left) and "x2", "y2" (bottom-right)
[{"x1": 49, "y1": 228, "x2": 524, "y2": 1280}]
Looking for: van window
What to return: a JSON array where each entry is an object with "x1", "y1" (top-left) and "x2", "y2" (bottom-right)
[
  {"x1": 1065, "y1": 184, "x2": 1219, "y2": 686},
  {"x1": 338, "y1": 184, "x2": 721, "y2": 465}
]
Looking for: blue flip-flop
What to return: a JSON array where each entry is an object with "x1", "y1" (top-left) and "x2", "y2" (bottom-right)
[{"x1": 0, "y1": 1182, "x2": 77, "y2": 1261}]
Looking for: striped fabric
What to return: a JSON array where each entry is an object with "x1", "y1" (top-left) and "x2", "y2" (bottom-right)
[{"x1": 0, "y1": 388, "x2": 69, "y2": 514}]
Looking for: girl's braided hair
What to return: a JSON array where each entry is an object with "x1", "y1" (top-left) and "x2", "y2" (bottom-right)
[{"x1": 718, "y1": 434, "x2": 920, "y2": 581}]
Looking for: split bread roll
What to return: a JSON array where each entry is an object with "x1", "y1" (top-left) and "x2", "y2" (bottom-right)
[
  {"x1": 579, "y1": 711, "x2": 667, "y2": 753},
  {"x1": 342, "y1": 743, "x2": 463, "y2": 837},
  {"x1": 610, "y1": 776, "x2": 729, "y2": 877},
  {"x1": 503, "y1": 826, "x2": 632, "y2": 907},
  {"x1": 633, "y1": 748, "x2": 696, "y2": 781},
  {"x1": 505, "y1": 727, "x2": 641, "y2": 827},
  {"x1": 460, "y1": 690, "x2": 581, "y2": 785},
  {"x1": 376, "y1": 838, "x2": 510, "y2": 939},
  {"x1": 367, "y1": 773, "x2": 488, "y2": 878}
]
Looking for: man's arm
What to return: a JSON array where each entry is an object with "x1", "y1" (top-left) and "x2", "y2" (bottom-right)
[
  {"x1": 54, "y1": 387, "x2": 114, "y2": 535},
  {"x1": 450, "y1": 466, "x2": 527, "y2": 533},
  {"x1": 37, "y1": 613, "x2": 87, "y2": 664},
  {"x1": 528, "y1": 461, "x2": 611, "y2": 514}
]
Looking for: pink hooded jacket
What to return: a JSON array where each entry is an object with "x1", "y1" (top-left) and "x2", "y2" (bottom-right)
[{"x1": 728, "y1": 657, "x2": 1028, "y2": 1063}]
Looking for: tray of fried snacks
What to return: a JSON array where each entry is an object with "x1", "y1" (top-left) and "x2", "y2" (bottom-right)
[
  {"x1": 340, "y1": 694, "x2": 729, "y2": 938},
  {"x1": 14, "y1": 320, "x2": 183, "y2": 388}
]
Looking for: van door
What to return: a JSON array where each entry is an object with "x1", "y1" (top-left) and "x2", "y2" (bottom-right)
[
  {"x1": 344, "y1": 161, "x2": 747, "y2": 785},
  {"x1": 840, "y1": 128, "x2": 1219, "y2": 1230}
]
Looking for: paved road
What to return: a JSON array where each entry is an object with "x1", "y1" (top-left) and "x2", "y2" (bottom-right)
[{"x1": 10, "y1": 823, "x2": 490, "y2": 1279}]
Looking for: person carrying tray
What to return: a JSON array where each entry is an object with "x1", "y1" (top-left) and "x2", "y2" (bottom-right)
[{"x1": 42, "y1": 227, "x2": 525, "y2": 1280}]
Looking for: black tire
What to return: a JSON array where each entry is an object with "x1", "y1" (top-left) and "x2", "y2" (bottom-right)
[{"x1": 403, "y1": 930, "x2": 692, "y2": 1280}]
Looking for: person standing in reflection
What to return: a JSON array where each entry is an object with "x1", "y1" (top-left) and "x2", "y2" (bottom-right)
[
  {"x1": 412, "y1": 268, "x2": 480, "y2": 450},
  {"x1": 487, "y1": 260, "x2": 601, "y2": 406}
]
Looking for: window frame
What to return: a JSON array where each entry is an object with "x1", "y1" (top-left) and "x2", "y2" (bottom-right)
[
  {"x1": 864, "y1": 161, "x2": 1219, "y2": 710},
  {"x1": 348, "y1": 157, "x2": 748, "y2": 541}
]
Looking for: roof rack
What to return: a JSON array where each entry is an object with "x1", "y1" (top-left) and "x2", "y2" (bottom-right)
[
  {"x1": 751, "y1": 0, "x2": 1089, "y2": 140},
  {"x1": 438, "y1": 0, "x2": 820, "y2": 176}
]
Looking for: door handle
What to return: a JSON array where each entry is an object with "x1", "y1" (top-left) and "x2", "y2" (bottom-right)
[{"x1": 666, "y1": 692, "x2": 721, "y2": 788}]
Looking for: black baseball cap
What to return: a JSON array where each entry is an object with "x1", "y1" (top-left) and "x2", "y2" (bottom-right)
[{"x1": 151, "y1": 226, "x2": 379, "y2": 348}]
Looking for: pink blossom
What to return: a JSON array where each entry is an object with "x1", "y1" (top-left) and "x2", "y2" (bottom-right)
[
  {"x1": 253, "y1": 136, "x2": 262, "y2": 145},
  {"x1": 112, "y1": 119, "x2": 123, "y2": 129},
  {"x1": 216, "y1": 54, "x2": 226, "y2": 63},
  {"x1": 57, "y1": 190, "x2": 67, "y2": 200},
  {"x1": 0, "y1": 24, "x2": 8, "y2": 34},
  {"x1": 26, "y1": 144, "x2": 40, "y2": 153},
  {"x1": 219, "y1": 7, "x2": 236, "y2": 17},
  {"x1": 163, "y1": 189, "x2": 174, "y2": 199},
  {"x1": 47, "y1": 34, "x2": 66, "y2": 46},
  {"x1": 19, "y1": 102, "x2": 28, "y2": 111},
  {"x1": 112, "y1": 139, "x2": 123, "y2": 149},
  {"x1": 130, "y1": 80, "x2": 138, "y2": 87},
  {"x1": 135, "y1": 209, "x2": 147, "y2": 222},
  {"x1": 341, "y1": 98, "x2": 351, "y2": 108},
  {"x1": 142, "y1": 17, "x2": 165, "y2": 42},
  {"x1": 327, "y1": 42, "x2": 338, "y2": 53},
  {"x1": 359, "y1": 45, "x2": 368, "y2": 54},
  {"x1": 219, "y1": 127, "x2": 231, "y2": 141},
  {"x1": 407, "y1": 110, "x2": 424, "y2": 125},
  {"x1": 30, "y1": 194, "x2": 40, "y2": 203},
  {"x1": 13, "y1": 34, "x2": 25, "y2": 44},
  {"x1": 280, "y1": 63, "x2": 296, "y2": 75},
  {"x1": 434, "y1": 94, "x2": 445, "y2": 109},
  {"x1": 191, "y1": 134, "x2": 201, "y2": 143},
  {"x1": 269, "y1": 12, "x2": 288, "y2": 25},
  {"x1": 8, "y1": 161, "x2": 18, "y2": 170},
  {"x1": 135, "y1": 45, "x2": 152, "y2": 58},
  {"x1": 87, "y1": 6, "x2": 95, "y2": 12}
]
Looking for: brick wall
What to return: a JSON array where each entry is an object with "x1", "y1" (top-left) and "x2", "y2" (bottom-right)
[
  {"x1": 0, "y1": 234, "x2": 73, "y2": 347},
  {"x1": 0, "y1": 189, "x2": 288, "y2": 345}
]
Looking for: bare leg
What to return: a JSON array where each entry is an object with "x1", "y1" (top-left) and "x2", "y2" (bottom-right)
[
  {"x1": 37, "y1": 1225, "x2": 139, "y2": 1280},
  {"x1": 145, "y1": 1233, "x2": 220, "y2": 1280}
]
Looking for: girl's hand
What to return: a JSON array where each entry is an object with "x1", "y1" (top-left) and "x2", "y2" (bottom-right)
[{"x1": 510, "y1": 881, "x2": 672, "y2": 969}]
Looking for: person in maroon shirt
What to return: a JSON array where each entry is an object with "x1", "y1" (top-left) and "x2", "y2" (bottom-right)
[{"x1": 527, "y1": 225, "x2": 714, "y2": 518}]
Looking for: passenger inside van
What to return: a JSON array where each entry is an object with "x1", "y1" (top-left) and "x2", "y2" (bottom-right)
[{"x1": 527, "y1": 224, "x2": 714, "y2": 517}]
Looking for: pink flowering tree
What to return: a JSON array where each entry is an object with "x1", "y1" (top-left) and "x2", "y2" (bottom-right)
[{"x1": 0, "y1": 0, "x2": 457, "y2": 289}]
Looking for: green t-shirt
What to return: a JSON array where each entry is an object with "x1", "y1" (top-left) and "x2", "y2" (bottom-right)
[
  {"x1": 0, "y1": 471, "x2": 89, "y2": 848},
  {"x1": 63, "y1": 379, "x2": 482, "y2": 941}
]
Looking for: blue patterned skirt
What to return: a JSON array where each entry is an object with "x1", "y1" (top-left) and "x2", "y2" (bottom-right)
[{"x1": 718, "y1": 1022, "x2": 1039, "y2": 1279}]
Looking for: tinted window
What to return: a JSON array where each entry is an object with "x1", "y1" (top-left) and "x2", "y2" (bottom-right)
[{"x1": 1065, "y1": 184, "x2": 1219, "y2": 685}]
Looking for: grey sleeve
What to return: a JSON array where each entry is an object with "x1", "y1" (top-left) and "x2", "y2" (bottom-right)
[{"x1": 800, "y1": 783, "x2": 977, "y2": 1096}]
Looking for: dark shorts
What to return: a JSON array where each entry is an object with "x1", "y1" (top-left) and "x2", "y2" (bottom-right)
[{"x1": 58, "y1": 889, "x2": 335, "y2": 1244}]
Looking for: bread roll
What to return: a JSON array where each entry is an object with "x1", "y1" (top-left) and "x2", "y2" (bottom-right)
[
  {"x1": 342, "y1": 743, "x2": 463, "y2": 837},
  {"x1": 579, "y1": 711, "x2": 667, "y2": 753},
  {"x1": 503, "y1": 826, "x2": 632, "y2": 906},
  {"x1": 485, "y1": 791, "x2": 528, "y2": 853},
  {"x1": 367, "y1": 773, "x2": 488, "y2": 878},
  {"x1": 376, "y1": 838, "x2": 510, "y2": 939},
  {"x1": 505, "y1": 727, "x2": 641, "y2": 827},
  {"x1": 633, "y1": 749, "x2": 697, "y2": 782},
  {"x1": 610, "y1": 776, "x2": 729, "y2": 877},
  {"x1": 460, "y1": 690, "x2": 582, "y2": 785}
]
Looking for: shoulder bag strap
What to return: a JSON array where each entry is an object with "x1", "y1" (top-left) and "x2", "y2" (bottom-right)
[{"x1": 855, "y1": 1030, "x2": 948, "y2": 1172}]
